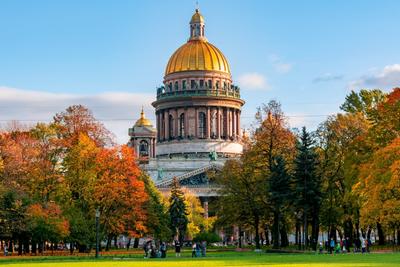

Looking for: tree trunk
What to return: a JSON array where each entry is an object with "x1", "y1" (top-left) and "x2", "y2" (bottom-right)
[
  {"x1": 114, "y1": 236, "x2": 118, "y2": 249},
  {"x1": 304, "y1": 211, "x2": 308, "y2": 249},
  {"x1": 69, "y1": 242, "x2": 74, "y2": 255},
  {"x1": 272, "y1": 210, "x2": 280, "y2": 249},
  {"x1": 264, "y1": 225, "x2": 270, "y2": 246},
  {"x1": 133, "y1": 238, "x2": 139, "y2": 248},
  {"x1": 311, "y1": 208, "x2": 319, "y2": 251},
  {"x1": 32, "y1": 241, "x2": 37, "y2": 255},
  {"x1": 254, "y1": 214, "x2": 261, "y2": 250},
  {"x1": 280, "y1": 218, "x2": 289, "y2": 247},
  {"x1": 344, "y1": 218, "x2": 353, "y2": 242},
  {"x1": 18, "y1": 237, "x2": 23, "y2": 255},
  {"x1": 377, "y1": 222, "x2": 385, "y2": 245},
  {"x1": 126, "y1": 238, "x2": 131, "y2": 250},
  {"x1": 238, "y1": 226, "x2": 243, "y2": 248},
  {"x1": 330, "y1": 226, "x2": 337, "y2": 241},
  {"x1": 24, "y1": 239, "x2": 30, "y2": 254},
  {"x1": 106, "y1": 235, "x2": 112, "y2": 251},
  {"x1": 397, "y1": 229, "x2": 400, "y2": 246}
]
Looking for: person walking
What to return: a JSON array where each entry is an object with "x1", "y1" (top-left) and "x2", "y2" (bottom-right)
[
  {"x1": 361, "y1": 236, "x2": 366, "y2": 254},
  {"x1": 174, "y1": 240, "x2": 181, "y2": 257},
  {"x1": 191, "y1": 243, "x2": 196, "y2": 257},
  {"x1": 329, "y1": 238, "x2": 335, "y2": 254},
  {"x1": 143, "y1": 241, "x2": 149, "y2": 258},
  {"x1": 3, "y1": 244, "x2": 8, "y2": 256},
  {"x1": 195, "y1": 242, "x2": 201, "y2": 257},
  {"x1": 201, "y1": 241, "x2": 206, "y2": 257}
]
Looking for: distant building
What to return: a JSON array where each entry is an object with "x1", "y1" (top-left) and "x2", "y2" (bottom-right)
[{"x1": 129, "y1": 9, "x2": 245, "y2": 216}]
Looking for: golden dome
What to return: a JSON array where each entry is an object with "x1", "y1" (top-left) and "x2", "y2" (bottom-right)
[
  {"x1": 165, "y1": 39, "x2": 231, "y2": 76},
  {"x1": 134, "y1": 108, "x2": 152, "y2": 127},
  {"x1": 190, "y1": 9, "x2": 204, "y2": 24}
]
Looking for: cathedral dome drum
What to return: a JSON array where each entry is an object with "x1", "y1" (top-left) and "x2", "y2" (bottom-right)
[{"x1": 152, "y1": 9, "x2": 244, "y2": 158}]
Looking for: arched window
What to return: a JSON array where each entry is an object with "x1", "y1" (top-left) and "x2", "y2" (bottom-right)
[
  {"x1": 168, "y1": 114, "x2": 174, "y2": 139},
  {"x1": 216, "y1": 81, "x2": 219, "y2": 89},
  {"x1": 139, "y1": 140, "x2": 149, "y2": 157},
  {"x1": 179, "y1": 113, "x2": 185, "y2": 137},
  {"x1": 168, "y1": 82, "x2": 172, "y2": 92},
  {"x1": 198, "y1": 112, "x2": 206, "y2": 138},
  {"x1": 182, "y1": 80, "x2": 187, "y2": 90},
  {"x1": 174, "y1": 81, "x2": 179, "y2": 91}
]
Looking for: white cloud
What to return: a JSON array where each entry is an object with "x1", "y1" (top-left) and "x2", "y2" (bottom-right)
[
  {"x1": 349, "y1": 64, "x2": 400, "y2": 90},
  {"x1": 269, "y1": 54, "x2": 293, "y2": 74},
  {"x1": 237, "y1": 73, "x2": 269, "y2": 90},
  {"x1": 0, "y1": 86, "x2": 155, "y2": 144}
]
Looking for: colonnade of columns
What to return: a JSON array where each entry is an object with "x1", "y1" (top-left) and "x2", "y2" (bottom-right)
[{"x1": 156, "y1": 106, "x2": 241, "y2": 142}]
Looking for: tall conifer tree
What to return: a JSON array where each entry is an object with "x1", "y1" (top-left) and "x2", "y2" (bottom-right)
[
  {"x1": 168, "y1": 177, "x2": 188, "y2": 243},
  {"x1": 294, "y1": 127, "x2": 321, "y2": 250},
  {"x1": 269, "y1": 156, "x2": 291, "y2": 248}
]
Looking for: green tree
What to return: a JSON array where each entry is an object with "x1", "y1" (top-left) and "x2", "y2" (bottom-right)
[
  {"x1": 168, "y1": 177, "x2": 188, "y2": 243},
  {"x1": 269, "y1": 156, "x2": 292, "y2": 248},
  {"x1": 340, "y1": 89, "x2": 386, "y2": 117},
  {"x1": 141, "y1": 173, "x2": 171, "y2": 242},
  {"x1": 294, "y1": 127, "x2": 321, "y2": 250}
]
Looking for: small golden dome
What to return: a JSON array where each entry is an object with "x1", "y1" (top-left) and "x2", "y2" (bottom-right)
[
  {"x1": 165, "y1": 39, "x2": 230, "y2": 76},
  {"x1": 190, "y1": 9, "x2": 204, "y2": 24},
  {"x1": 134, "y1": 108, "x2": 152, "y2": 127}
]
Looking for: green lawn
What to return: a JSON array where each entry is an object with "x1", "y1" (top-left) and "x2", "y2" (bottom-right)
[{"x1": 1, "y1": 251, "x2": 399, "y2": 267}]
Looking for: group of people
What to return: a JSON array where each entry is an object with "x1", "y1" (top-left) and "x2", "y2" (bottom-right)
[
  {"x1": 143, "y1": 240, "x2": 167, "y2": 258},
  {"x1": 191, "y1": 241, "x2": 207, "y2": 257},
  {"x1": 143, "y1": 239, "x2": 207, "y2": 258},
  {"x1": 320, "y1": 236, "x2": 371, "y2": 254}
]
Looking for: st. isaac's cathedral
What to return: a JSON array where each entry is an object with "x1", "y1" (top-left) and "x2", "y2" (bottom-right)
[{"x1": 128, "y1": 9, "x2": 244, "y2": 215}]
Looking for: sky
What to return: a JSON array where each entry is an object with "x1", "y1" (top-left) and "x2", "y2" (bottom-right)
[{"x1": 1, "y1": 0, "x2": 400, "y2": 143}]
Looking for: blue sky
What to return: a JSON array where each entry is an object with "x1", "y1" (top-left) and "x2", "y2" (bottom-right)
[{"x1": 1, "y1": 0, "x2": 400, "y2": 143}]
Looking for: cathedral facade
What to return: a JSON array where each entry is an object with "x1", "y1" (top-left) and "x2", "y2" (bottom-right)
[{"x1": 129, "y1": 9, "x2": 244, "y2": 210}]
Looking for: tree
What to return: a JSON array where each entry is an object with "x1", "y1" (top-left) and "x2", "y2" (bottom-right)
[
  {"x1": 52, "y1": 104, "x2": 113, "y2": 148},
  {"x1": 269, "y1": 156, "x2": 291, "y2": 248},
  {"x1": 216, "y1": 100, "x2": 295, "y2": 250},
  {"x1": 340, "y1": 89, "x2": 386, "y2": 118},
  {"x1": 94, "y1": 145, "x2": 148, "y2": 249},
  {"x1": 293, "y1": 127, "x2": 321, "y2": 250},
  {"x1": 317, "y1": 112, "x2": 370, "y2": 244},
  {"x1": 183, "y1": 188, "x2": 206, "y2": 240},
  {"x1": 141, "y1": 173, "x2": 171, "y2": 243},
  {"x1": 168, "y1": 177, "x2": 188, "y2": 243},
  {"x1": 27, "y1": 203, "x2": 69, "y2": 254},
  {"x1": 61, "y1": 133, "x2": 99, "y2": 252},
  {"x1": 355, "y1": 137, "x2": 400, "y2": 243}
]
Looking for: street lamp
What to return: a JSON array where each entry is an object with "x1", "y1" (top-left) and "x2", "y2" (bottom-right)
[{"x1": 95, "y1": 208, "x2": 100, "y2": 259}]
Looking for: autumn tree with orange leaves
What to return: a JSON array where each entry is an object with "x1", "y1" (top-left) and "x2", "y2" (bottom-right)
[{"x1": 0, "y1": 105, "x2": 149, "y2": 255}]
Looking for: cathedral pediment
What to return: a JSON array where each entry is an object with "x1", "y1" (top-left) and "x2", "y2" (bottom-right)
[{"x1": 156, "y1": 163, "x2": 222, "y2": 188}]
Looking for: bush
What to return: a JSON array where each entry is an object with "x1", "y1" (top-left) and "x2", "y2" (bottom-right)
[{"x1": 193, "y1": 232, "x2": 221, "y2": 243}]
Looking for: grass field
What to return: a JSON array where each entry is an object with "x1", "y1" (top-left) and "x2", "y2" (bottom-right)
[{"x1": 1, "y1": 251, "x2": 400, "y2": 267}]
